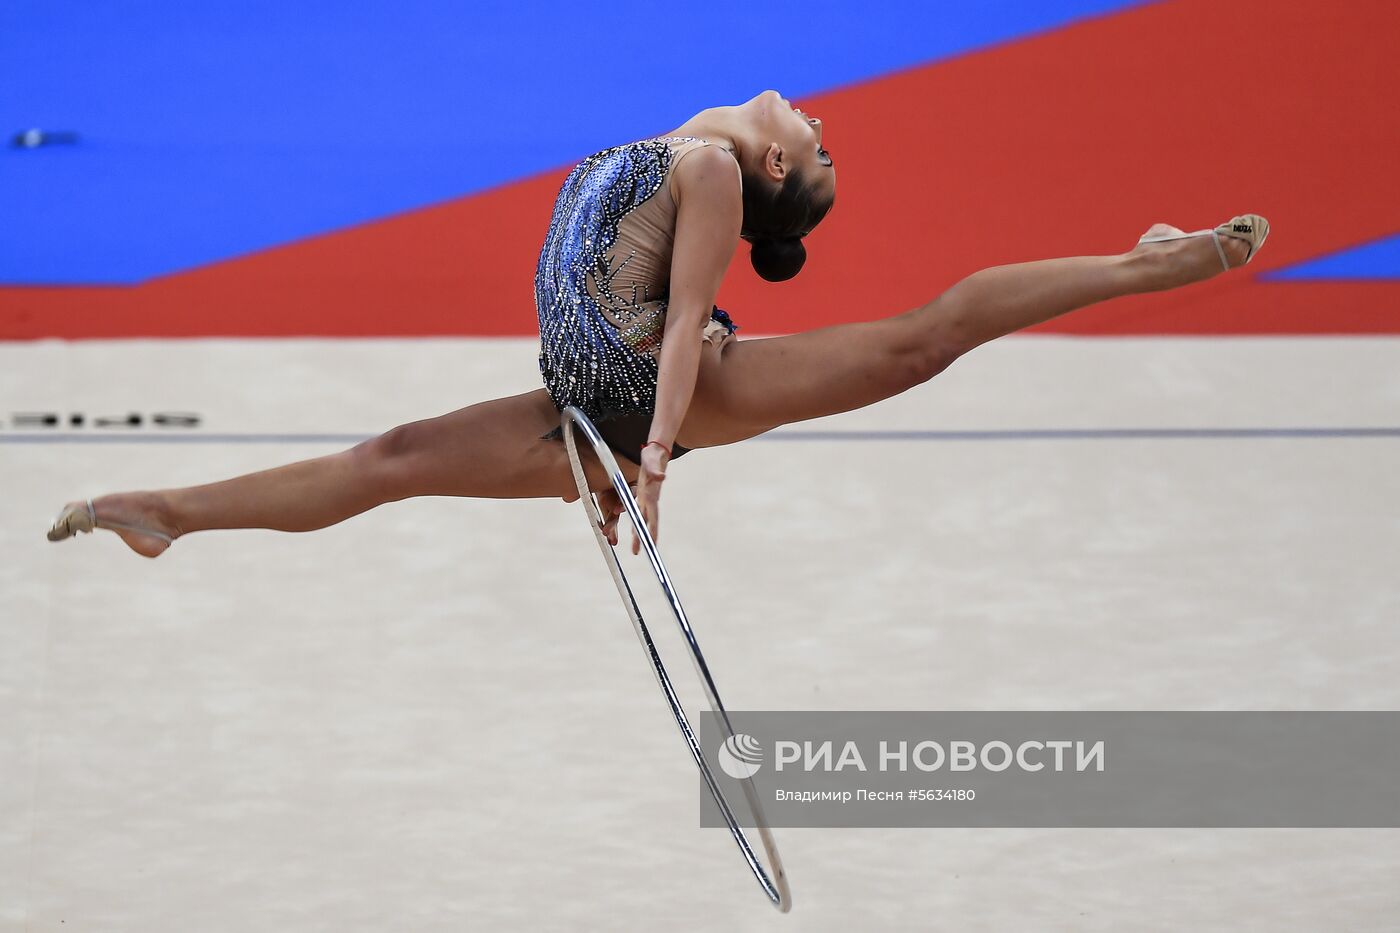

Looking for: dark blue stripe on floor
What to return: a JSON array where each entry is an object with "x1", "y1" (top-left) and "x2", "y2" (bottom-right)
[
  {"x1": 758, "y1": 427, "x2": 1400, "y2": 441},
  {"x1": 2, "y1": 427, "x2": 1398, "y2": 444}
]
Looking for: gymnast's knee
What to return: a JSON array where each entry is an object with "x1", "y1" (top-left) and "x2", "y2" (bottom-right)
[
  {"x1": 916, "y1": 288, "x2": 985, "y2": 375},
  {"x1": 893, "y1": 316, "x2": 965, "y2": 389},
  {"x1": 357, "y1": 421, "x2": 419, "y2": 459},
  {"x1": 351, "y1": 421, "x2": 426, "y2": 500}
]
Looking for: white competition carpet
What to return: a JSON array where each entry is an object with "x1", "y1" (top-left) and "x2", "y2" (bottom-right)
[{"x1": 3, "y1": 335, "x2": 1398, "y2": 931}]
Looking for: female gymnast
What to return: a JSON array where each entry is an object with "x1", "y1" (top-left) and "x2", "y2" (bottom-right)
[{"x1": 46, "y1": 89, "x2": 1267, "y2": 555}]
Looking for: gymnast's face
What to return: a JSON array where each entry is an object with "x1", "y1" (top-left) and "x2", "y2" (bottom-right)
[{"x1": 750, "y1": 89, "x2": 837, "y2": 202}]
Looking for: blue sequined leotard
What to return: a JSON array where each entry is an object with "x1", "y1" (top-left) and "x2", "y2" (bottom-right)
[{"x1": 535, "y1": 136, "x2": 739, "y2": 437}]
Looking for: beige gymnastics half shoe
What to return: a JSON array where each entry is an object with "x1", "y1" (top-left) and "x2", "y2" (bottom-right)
[
  {"x1": 46, "y1": 498, "x2": 173, "y2": 544},
  {"x1": 1138, "y1": 214, "x2": 1271, "y2": 271}
]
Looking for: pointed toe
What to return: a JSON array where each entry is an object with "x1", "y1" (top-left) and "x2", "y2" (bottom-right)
[
  {"x1": 1139, "y1": 214, "x2": 1272, "y2": 271},
  {"x1": 46, "y1": 500, "x2": 96, "y2": 542},
  {"x1": 1215, "y1": 214, "x2": 1270, "y2": 265}
]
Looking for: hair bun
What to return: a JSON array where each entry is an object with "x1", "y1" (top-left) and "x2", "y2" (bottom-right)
[{"x1": 750, "y1": 236, "x2": 806, "y2": 282}]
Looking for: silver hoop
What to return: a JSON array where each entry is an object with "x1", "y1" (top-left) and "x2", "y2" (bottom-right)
[{"x1": 559, "y1": 406, "x2": 792, "y2": 912}]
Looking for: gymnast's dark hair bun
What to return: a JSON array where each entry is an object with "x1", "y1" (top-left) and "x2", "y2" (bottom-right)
[{"x1": 749, "y1": 236, "x2": 806, "y2": 282}]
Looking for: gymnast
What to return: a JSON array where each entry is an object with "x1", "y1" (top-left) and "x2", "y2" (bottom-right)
[{"x1": 47, "y1": 89, "x2": 1268, "y2": 555}]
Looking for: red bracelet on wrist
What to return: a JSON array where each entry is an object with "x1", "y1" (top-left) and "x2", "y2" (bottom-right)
[{"x1": 642, "y1": 440, "x2": 672, "y2": 458}]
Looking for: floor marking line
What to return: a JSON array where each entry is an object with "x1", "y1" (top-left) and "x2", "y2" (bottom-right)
[{"x1": 2, "y1": 427, "x2": 1399, "y2": 444}]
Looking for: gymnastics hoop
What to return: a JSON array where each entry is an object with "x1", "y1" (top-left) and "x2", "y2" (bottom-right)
[{"x1": 560, "y1": 406, "x2": 792, "y2": 913}]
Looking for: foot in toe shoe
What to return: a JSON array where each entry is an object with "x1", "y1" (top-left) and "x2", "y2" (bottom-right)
[
  {"x1": 1135, "y1": 213, "x2": 1270, "y2": 283},
  {"x1": 46, "y1": 495, "x2": 176, "y2": 558},
  {"x1": 46, "y1": 500, "x2": 95, "y2": 541},
  {"x1": 1214, "y1": 214, "x2": 1270, "y2": 267}
]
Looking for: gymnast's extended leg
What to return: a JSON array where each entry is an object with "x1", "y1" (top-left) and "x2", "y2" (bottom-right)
[
  {"x1": 52, "y1": 222, "x2": 1252, "y2": 557},
  {"x1": 63, "y1": 387, "x2": 634, "y2": 557},
  {"x1": 678, "y1": 223, "x2": 1253, "y2": 447}
]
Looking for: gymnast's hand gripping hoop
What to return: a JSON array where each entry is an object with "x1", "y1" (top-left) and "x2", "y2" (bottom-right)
[{"x1": 560, "y1": 406, "x2": 792, "y2": 912}]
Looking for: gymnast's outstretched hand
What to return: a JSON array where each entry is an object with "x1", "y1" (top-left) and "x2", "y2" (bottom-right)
[
  {"x1": 595, "y1": 487, "x2": 625, "y2": 546},
  {"x1": 630, "y1": 444, "x2": 668, "y2": 555}
]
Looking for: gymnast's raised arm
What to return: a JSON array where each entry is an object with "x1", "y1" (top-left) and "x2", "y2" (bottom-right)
[{"x1": 629, "y1": 144, "x2": 743, "y2": 554}]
